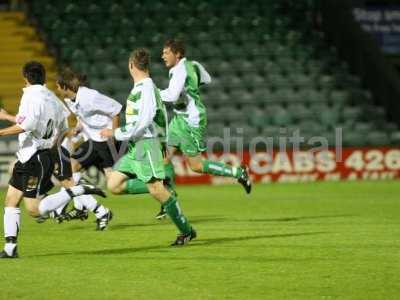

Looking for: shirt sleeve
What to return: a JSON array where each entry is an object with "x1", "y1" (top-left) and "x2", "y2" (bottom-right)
[
  {"x1": 93, "y1": 93, "x2": 123, "y2": 117},
  {"x1": 16, "y1": 96, "x2": 39, "y2": 132},
  {"x1": 114, "y1": 85, "x2": 156, "y2": 141},
  {"x1": 160, "y1": 65, "x2": 187, "y2": 103},
  {"x1": 193, "y1": 61, "x2": 212, "y2": 85}
]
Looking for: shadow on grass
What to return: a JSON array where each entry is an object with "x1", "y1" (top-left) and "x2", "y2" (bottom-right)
[
  {"x1": 110, "y1": 215, "x2": 228, "y2": 231},
  {"x1": 244, "y1": 214, "x2": 355, "y2": 223},
  {"x1": 27, "y1": 231, "x2": 328, "y2": 258}
]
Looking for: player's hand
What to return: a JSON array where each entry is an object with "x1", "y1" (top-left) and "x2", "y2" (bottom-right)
[
  {"x1": 71, "y1": 126, "x2": 81, "y2": 136},
  {"x1": 0, "y1": 108, "x2": 9, "y2": 120},
  {"x1": 100, "y1": 128, "x2": 114, "y2": 138}
]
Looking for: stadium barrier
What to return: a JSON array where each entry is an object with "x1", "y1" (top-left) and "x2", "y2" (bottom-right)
[
  {"x1": 1, "y1": 147, "x2": 399, "y2": 187},
  {"x1": 173, "y1": 147, "x2": 400, "y2": 184}
]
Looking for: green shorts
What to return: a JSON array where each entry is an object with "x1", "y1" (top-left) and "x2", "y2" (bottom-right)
[
  {"x1": 113, "y1": 138, "x2": 165, "y2": 183},
  {"x1": 168, "y1": 115, "x2": 207, "y2": 157}
]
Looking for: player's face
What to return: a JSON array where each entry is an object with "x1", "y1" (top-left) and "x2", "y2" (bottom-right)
[
  {"x1": 162, "y1": 47, "x2": 178, "y2": 68},
  {"x1": 56, "y1": 83, "x2": 68, "y2": 98},
  {"x1": 128, "y1": 61, "x2": 136, "y2": 79}
]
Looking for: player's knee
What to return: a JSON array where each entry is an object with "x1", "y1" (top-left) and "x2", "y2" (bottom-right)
[
  {"x1": 188, "y1": 160, "x2": 203, "y2": 173},
  {"x1": 5, "y1": 194, "x2": 19, "y2": 207},
  {"x1": 148, "y1": 182, "x2": 169, "y2": 201},
  {"x1": 107, "y1": 179, "x2": 123, "y2": 194},
  {"x1": 26, "y1": 206, "x2": 40, "y2": 217}
]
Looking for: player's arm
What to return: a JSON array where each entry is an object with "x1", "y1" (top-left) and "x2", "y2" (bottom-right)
[
  {"x1": 0, "y1": 109, "x2": 17, "y2": 123},
  {"x1": 160, "y1": 67, "x2": 186, "y2": 103},
  {"x1": 0, "y1": 124, "x2": 24, "y2": 136},
  {"x1": 193, "y1": 61, "x2": 212, "y2": 85},
  {"x1": 101, "y1": 88, "x2": 155, "y2": 141},
  {"x1": 0, "y1": 95, "x2": 39, "y2": 137},
  {"x1": 112, "y1": 115, "x2": 120, "y2": 130}
]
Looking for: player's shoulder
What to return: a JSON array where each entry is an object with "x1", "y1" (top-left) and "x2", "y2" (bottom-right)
[
  {"x1": 76, "y1": 86, "x2": 97, "y2": 100},
  {"x1": 134, "y1": 78, "x2": 152, "y2": 90},
  {"x1": 21, "y1": 85, "x2": 48, "y2": 107}
]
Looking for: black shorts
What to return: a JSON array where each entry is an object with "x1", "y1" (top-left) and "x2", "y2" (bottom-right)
[
  {"x1": 9, "y1": 150, "x2": 54, "y2": 198},
  {"x1": 51, "y1": 146, "x2": 73, "y2": 181},
  {"x1": 71, "y1": 140, "x2": 117, "y2": 170}
]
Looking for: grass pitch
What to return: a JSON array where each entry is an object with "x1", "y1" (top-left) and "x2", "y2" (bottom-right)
[{"x1": 0, "y1": 181, "x2": 399, "y2": 299}]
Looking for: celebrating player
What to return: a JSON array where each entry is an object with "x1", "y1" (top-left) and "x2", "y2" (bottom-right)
[
  {"x1": 101, "y1": 48, "x2": 196, "y2": 246},
  {"x1": 0, "y1": 61, "x2": 105, "y2": 258}
]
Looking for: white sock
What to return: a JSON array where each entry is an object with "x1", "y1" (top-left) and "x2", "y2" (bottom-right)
[
  {"x1": 4, "y1": 207, "x2": 20, "y2": 255},
  {"x1": 39, "y1": 190, "x2": 72, "y2": 216},
  {"x1": 74, "y1": 195, "x2": 107, "y2": 218},
  {"x1": 74, "y1": 194, "x2": 97, "y2": 211},
  {"x1": 73, "y1": 197, "x2": 84, "y2": 210},
  {"x1": 72, "y1": 172, "x2": 81, "y2": 184},
  {"x1": 55, "y1": 204, "x2": 67, "y2": 216},
  {"x1": 4, "y1": 242, "x2": 16, "y2": 255},
  {"x1": 94, "y1": 205, "x2": 108, "y2": 219},
  {"x1": 4, "y1": 207, "x2": 20, "y2": 238},
  {"x1": 55, "y1": 188, "x2": 68, "y2": 215},
  {"x1": 69, "y1": 185, "x2": 84, "y2": 196}
]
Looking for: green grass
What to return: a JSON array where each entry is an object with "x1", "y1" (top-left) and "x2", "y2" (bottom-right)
[{"x1": 0, "y1": 181, "x2": 400, "y2": 299}]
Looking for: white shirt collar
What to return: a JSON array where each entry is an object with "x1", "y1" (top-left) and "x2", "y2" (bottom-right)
[
  {"x1": 22, "y1": 84, "x2": 46, "y2": 93},
  {"x1": 134, "y1": 77, "x2": 151, "y2": 87}
]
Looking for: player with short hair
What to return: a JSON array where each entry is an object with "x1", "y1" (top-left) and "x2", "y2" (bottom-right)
[
  {"x1": 0, "y1": 76, "x2": 113, "y2": 231},
  {"x1": 151, "y1": 39, "x2": 252, "y2": 218},
  {"x1": 0, "y1": 61, "x2": 105, "y2": 258},
  {"x1": 55, "y1": 69, "x2": 122, "y2": 223},
  {"x1": 101, "y1": 48, "x2": 196, "y2": 246},
  {"x1": 160, "y1": 39, "x2": 250, "y2": 191}
]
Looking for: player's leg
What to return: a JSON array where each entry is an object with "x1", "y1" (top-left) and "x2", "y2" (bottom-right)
[
  {"x1": 37, "y1": 150, "x2": 106, "y2": 218},
  {"x1": 155, "y1": 146, "x2": 178, "y2": 220},
  {"x1": 182, "y1": 125, "x2": 252, "y2": 194},
  {"x1": 138, "y1": 138, "x2": 195, "y2": 245},
  {"x1": 37, "y1": 182, "x2": 106, "y2": 217},
  {"x1": 0, "y1": 185, "x2": 23, "y2": 258},
  {"x1": 69, "y1": 140, "x2": 101, "y2": 211},
  {"x1": 108, "y1": 154, "x2": 155, "y2": 195},
  {"x1": 147, "y1": 180, "x2": 196, "y2": 246}
]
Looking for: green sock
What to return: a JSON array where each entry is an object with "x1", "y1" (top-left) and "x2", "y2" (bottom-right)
[
  {"x1": 164, "y1": 161, "x2": 176, "y2": 187},
  {"x1": 125, "y1": 179, "x2": 149, "y2": 194},
  {"x1": 163, "y1": 196, "x2": 192, "y2": 235},
  {"x1": 203, "y1": 160, "x2": 240, "y2": 178}
]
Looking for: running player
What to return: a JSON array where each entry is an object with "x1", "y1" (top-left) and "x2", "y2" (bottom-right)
[
  {"x1": 101, "y1": 48, "x2": 196, "y2": 246},
  {"x1": 0, "y1": 88, "x2": 113, "y2": 230},
  {"x1": 160, "y1": 39, "x2": 251, "y2": 191},
  {"x1": 55, "y1": 69, "x2": 122, "y2": 221},
  {"x1": 153, "y1": 39, "x2": 252, "y2": 218},
  {"x1": 0, "y1": 61, "x2": 105, "y2": 258}
]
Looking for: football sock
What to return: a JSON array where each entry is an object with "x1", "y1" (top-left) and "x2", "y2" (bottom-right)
[
  {"x1": 72, "y1": 172, "x2": 81, "y2": 184},
  {"x1": 55, "y1": 188, "x2": 69, "y2": 215},
  {"x1": 4, "y1": 207, "x2": 20, "y2": 255},
  {"x1": 164, "y1": 161, "x2": 176, "y2": 187},
  {"x1": 39, "y1": 190, "x2": 72, "y2": 215},
  {"x1": 74, "y1": 195, "x2": 107, "y2": 218},
  {"x1": 163, "y1": 196, "x2": 191, "y2": 235},
  {"x1": 93, "y1": 204, "x2": 108, "y2": 219},
  {"x1": 125, "y1": 179, "x2": 149, "y2": 194},
  {"x1": 55, "y1": 203, "x2": 68, "y2": 216},
  {"x1": 202, "y1": 160, "x2": 239, "y2": 178},
  {"x1": 73, "y1": 197, "x2": 84, "y2": 210}
]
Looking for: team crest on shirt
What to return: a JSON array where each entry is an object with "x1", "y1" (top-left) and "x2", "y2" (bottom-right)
[{"x1": 27, "y1": 176, "x2": 38, "y2": 189}]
